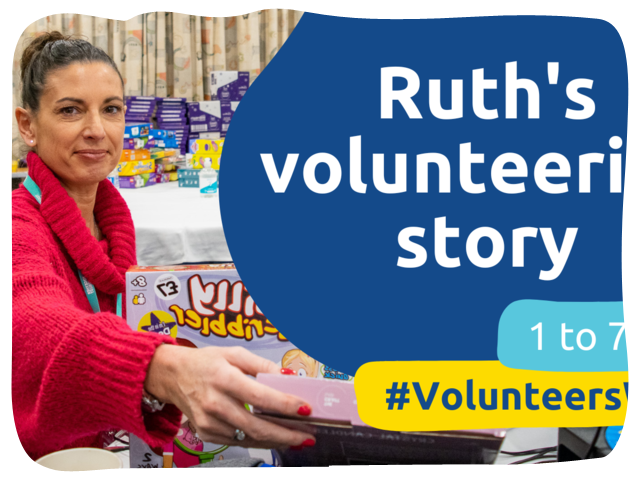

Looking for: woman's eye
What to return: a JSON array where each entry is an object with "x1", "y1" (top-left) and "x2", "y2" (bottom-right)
[
  {"x1": 60, "y1": 106, "x2": 79, "y2": 115},
  {"x1": 105, "y1": 105, "x2": 121, "y2": 115},
  {"x1": 298, "y1": 369, "x2": 307, "y2": 377}
]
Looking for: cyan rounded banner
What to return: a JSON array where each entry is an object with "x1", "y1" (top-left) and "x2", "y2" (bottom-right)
[{"x1": 220, "y1": 14, "x2": 627, "y2": 376}]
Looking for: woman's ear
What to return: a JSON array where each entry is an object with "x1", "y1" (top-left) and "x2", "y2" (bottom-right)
[{"x1": 15, "y1": 107, "x2": 36, "y2": 147}]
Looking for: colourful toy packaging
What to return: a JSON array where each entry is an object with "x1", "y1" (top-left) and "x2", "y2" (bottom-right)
[
  {"x1": 177, "y1": 169, "x2": 200, "y2": 187},
  {"x1": 120, "y1": 149, "x2": 151, "y2": 162},
  {"x1": 187, "y1": 101, "x2": 222, "y2": 132},
  {"x1": 124, "y1": 264, "x2": 335, "y2": 468},
  {"x1": 188, "y1": 132, "x2": 221, "y2": 141},
  {"x1": 188, "y1": 139, "x2": 224, "y2": 169},
  {"x1": 124, "y1": 123, "x2": 152, "y2": 138},
  {"x1": 150, "y1": 148, "x2": 178, "y2": 160},
  {"x1": 210, "y1": 71, "x2": 249, "y2": 101},
  {"x1": 123, "y1": 137, "x2": 155, "y2": 150},
  {"x1": 221, "y1": 101, "x2": 239, "y2": 137},
  {"x1": 119, "y1": 172, "x2": 156, "y2": 188},
  {"x1": 117, "y1": 160, "x2": 155, "y2": 176}
]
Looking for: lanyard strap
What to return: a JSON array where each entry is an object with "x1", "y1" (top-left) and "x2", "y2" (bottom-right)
[{"x1": 24, "y1": 175, "x2": 122, "y2": 317}]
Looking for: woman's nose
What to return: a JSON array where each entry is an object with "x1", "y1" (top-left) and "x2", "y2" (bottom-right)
[{"x1": 82, "y1": 110, "x2": 107, "y2": 140}]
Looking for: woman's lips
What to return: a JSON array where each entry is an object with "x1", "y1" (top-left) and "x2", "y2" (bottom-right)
[{"x1": 75, "y1": 149, "x2": 108, "y2": 161}]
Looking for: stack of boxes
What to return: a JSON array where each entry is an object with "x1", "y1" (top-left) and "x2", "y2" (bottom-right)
[
  {"x1": 155, "y1": 98, "x2": 188, "y2": 155},
  {"x1": 120, "y1": 78, "x2": 247, "y2": 190},
  {"x1": 179, "y1": 71, "x2": 248, "y2": 188},
  {"x1": 125, "y1": 96, "x2": 157, "y2": 124},
  {"x1": 120, "y1": 123, "x2": 156, "y2": 188},
  {"x1": 210, "y1": 71, "x2": 248, "y2": 138},
  {"x1": 120, "y1": 123, "x2": 183, "y2": 188}
]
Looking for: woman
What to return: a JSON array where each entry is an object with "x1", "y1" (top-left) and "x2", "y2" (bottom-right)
[{"x1": 12, "y1": 32, "x2": 315, "y2": 461}]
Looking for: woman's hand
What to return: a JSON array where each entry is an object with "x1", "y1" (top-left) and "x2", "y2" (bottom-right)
[{"x1": 144, "y1": 344, "x2": 316, "y2": 449}]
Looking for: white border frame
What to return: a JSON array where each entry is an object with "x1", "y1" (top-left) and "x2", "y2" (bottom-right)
[{"x1": 3, "y1": 1, "x2": 637, "y2": 479}]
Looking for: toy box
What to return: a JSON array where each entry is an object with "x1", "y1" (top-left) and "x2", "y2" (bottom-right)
[
  {"x1": 187, "y1": 101, "x2": 222, "y2": 132},
  {"x1": 125, "y1": 264, "x2": 338, "y2": 468},
  {"x1": 150, "y1": 148, "x2": 178, "y2": 160},
  {"x1": 210, "y1": 71, "x2": 249, "y2": 101},
  {"x1": 124, "y1": 123, "x2": 152, "y2": 139},
  {"x1": 118, "y1": 159, "x2": 155, "y2": 176},
  {"x1": 188, "y1": 139, "x2": 224, "y2": 169},
  {"x1": 120, "y1": 149, "x2": 151, "y2": 162},
  {"x1": 123, "y1": 137, "x2": 155, "y2": 150},
  {"x1": 119, "y1": 172, "x2": 156, "y2": 188},
  {"x1": 255, "y1": 374, "x2": 505, "y2": 466},
  {"x1": 220, "y1": 101, "x2": 239, "y2": 137},
  {"x1": 177, "y1": 168, "x2": 200, "y2": 187},
  {"x1": 188, "y1": 132, "x2": 221, "y2": 141}
]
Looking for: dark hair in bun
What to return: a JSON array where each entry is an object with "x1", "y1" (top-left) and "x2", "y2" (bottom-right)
[{"x1": 20, "y1": 31, "x2": 124, "y2": 112}]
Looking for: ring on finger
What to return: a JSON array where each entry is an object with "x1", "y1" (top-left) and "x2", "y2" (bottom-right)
[{"x1": 233, "y1": 429, "x2": 246, "y2": 442}]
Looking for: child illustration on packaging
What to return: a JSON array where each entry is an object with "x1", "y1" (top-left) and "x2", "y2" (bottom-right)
[{"x1": 281, "y1": 349, "x2": 319, "y2": 378}]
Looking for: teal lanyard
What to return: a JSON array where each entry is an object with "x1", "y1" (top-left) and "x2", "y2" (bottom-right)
[{"x1": 24, "y1": 175, "x2": 122, "y2": 317}]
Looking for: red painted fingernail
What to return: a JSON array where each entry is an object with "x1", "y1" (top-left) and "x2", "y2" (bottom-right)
[
  {"x1": 280, "y1": 368, "x2": 295, "y2": 375},
  {"x1": 297, "y1": 405, "x2": 311, "y2": 416},
  {"x1": 289, "y1": 445, "x2": 303, "y2": 451},
  {"x1": 302, "y1": 439, "x2": 315, "y2": 447}
]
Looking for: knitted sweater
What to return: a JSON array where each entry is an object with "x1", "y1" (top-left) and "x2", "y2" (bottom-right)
[{"x1": 12, "y1": 152, "x2": 181, "y2": 460}]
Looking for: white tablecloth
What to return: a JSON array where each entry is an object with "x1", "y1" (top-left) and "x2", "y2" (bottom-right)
[{"x1": 119, "y1": 182, "x2": 231, "y2": 266}]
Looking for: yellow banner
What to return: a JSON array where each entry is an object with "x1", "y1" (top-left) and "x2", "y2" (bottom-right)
[{"x1": 354, "y1": 361, "x2": 628, "y2": 431}]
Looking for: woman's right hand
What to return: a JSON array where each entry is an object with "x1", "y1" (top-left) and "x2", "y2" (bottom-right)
[{"x1": 144, "y1": 344, "x2": 316, "y2": 450}]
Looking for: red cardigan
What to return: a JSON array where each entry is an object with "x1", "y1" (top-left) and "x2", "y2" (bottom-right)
[{"x1": 12, "y1": 152, "x2": 181, "y2": 460}]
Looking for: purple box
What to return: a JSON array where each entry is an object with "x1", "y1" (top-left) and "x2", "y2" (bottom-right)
[
  {"x1": 157, "y1": 105, "x2": 186, "y2": 113},
  {"x1": 188, "y1": 131, "x2": 221, "y2": 141},
  {"x1": 210, "y1": 71, "x2": 249, "y2": 101},
  {"x1": 123, "y1": 137, "x2": 155, "y2": 150},
  {"x1": 126, "y1": 96, "x2": 159, "y2": 102},
  {"x1": 157, "y1": 122, "x2": 188, "y2": 130},
  {"x1": 187, "y1": 101, "x2": 222, "y2": 132},
  {"x1": 119, "y1": 172, "x2": 156, "y2": 188},
  {"x1": 220, "y1": 101, "x2": 239, "y2": 138},
  {"x1": 158, "y1": 97, "x2": 186, "y2": 106}
]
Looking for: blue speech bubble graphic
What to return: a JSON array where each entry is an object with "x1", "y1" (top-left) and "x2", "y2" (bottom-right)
[
  {"x1": 498, "y1": 300, "x2": 627, "y2": 372},
  {"x1": 220, "y1": 15, "x2": 627, "y2": 376}
]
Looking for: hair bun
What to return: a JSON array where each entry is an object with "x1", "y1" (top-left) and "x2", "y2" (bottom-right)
[{"x1": 20, "y1": 31, "x2": 68, "y2": 84}]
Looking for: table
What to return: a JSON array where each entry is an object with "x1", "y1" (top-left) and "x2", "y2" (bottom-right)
[
  {"x1": 114, "y1": 428, "x2": 559, "y2": 467},
  {"x1": 119, "y1": 183, "x2": 231, "y2": 266}
]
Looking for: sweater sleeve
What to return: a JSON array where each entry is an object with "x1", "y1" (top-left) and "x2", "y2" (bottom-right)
[{"x1": 12, "y1": 215, "x2": 181, "y2": 459}]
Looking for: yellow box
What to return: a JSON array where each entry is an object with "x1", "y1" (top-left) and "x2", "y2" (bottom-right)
[
  {"x1": 190, "y1": 139, "x2": 224, "y2": 169},
  {"x1": 121, "y1": 149, "x2": 151, "y2": 162},
  {"x1": 150, "y1": 148, "x2": 178, "y2": 160},
  {"x1": 118, "y1": 159, "x2": 155, "y2": 176}
]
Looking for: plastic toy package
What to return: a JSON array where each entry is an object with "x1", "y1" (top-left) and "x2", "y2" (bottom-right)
[{"x1": 125, "y1": 264, "x2": 350, "y2": 468}]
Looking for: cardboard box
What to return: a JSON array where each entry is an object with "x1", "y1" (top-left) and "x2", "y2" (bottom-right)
[
  {"x1": 124, "y1": 123, "x2": 152, "y2": 139},
  {"x1": 220, "y1": 101, "x2": 239, "y2": 138},
  {"x1": 187, "y1": 101, "x2": 222, "y2": 133},
  {"x1": 178, "y1": 178, "x2": 199, "y2": 188},
  {"x1": 188, "y1": 139, "x2": 224, "y2": 169},
  {"x1": 210, "y1": 71, "x2": 249, "y2": 101},
  {"x1": 188, "y1": 132, "x2": 221, "y2": 141},
  {"x1": 118, "y1": 160, "x2": 155, "y2": 176},
  {"x1": 125, "y1": 264, "x2": 334, "y2": 467},
  {"x1": 255, "y1": 374, "x2": 506, "y2": 466},
  {"x1": 123, "y1": 137, "x2": 155, "y2": 150},
  {"x1": 119, "y1": 172, "x2": 156, "y2": 188},
  {"x1": 120, "y1": 149, "x2": 151, "y2": 162},
  {"x1": 150, "y1": 148, "x2": 178, "y2": 160}
]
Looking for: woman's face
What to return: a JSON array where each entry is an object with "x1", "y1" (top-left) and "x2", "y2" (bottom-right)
[{"x1": 28, "y1": 62, "x2": 125, "y2": 189}]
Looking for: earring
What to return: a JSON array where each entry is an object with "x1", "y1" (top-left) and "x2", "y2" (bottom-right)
[{"x1": 30, "y1": 140, "x2": 34, "y2": 144}]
